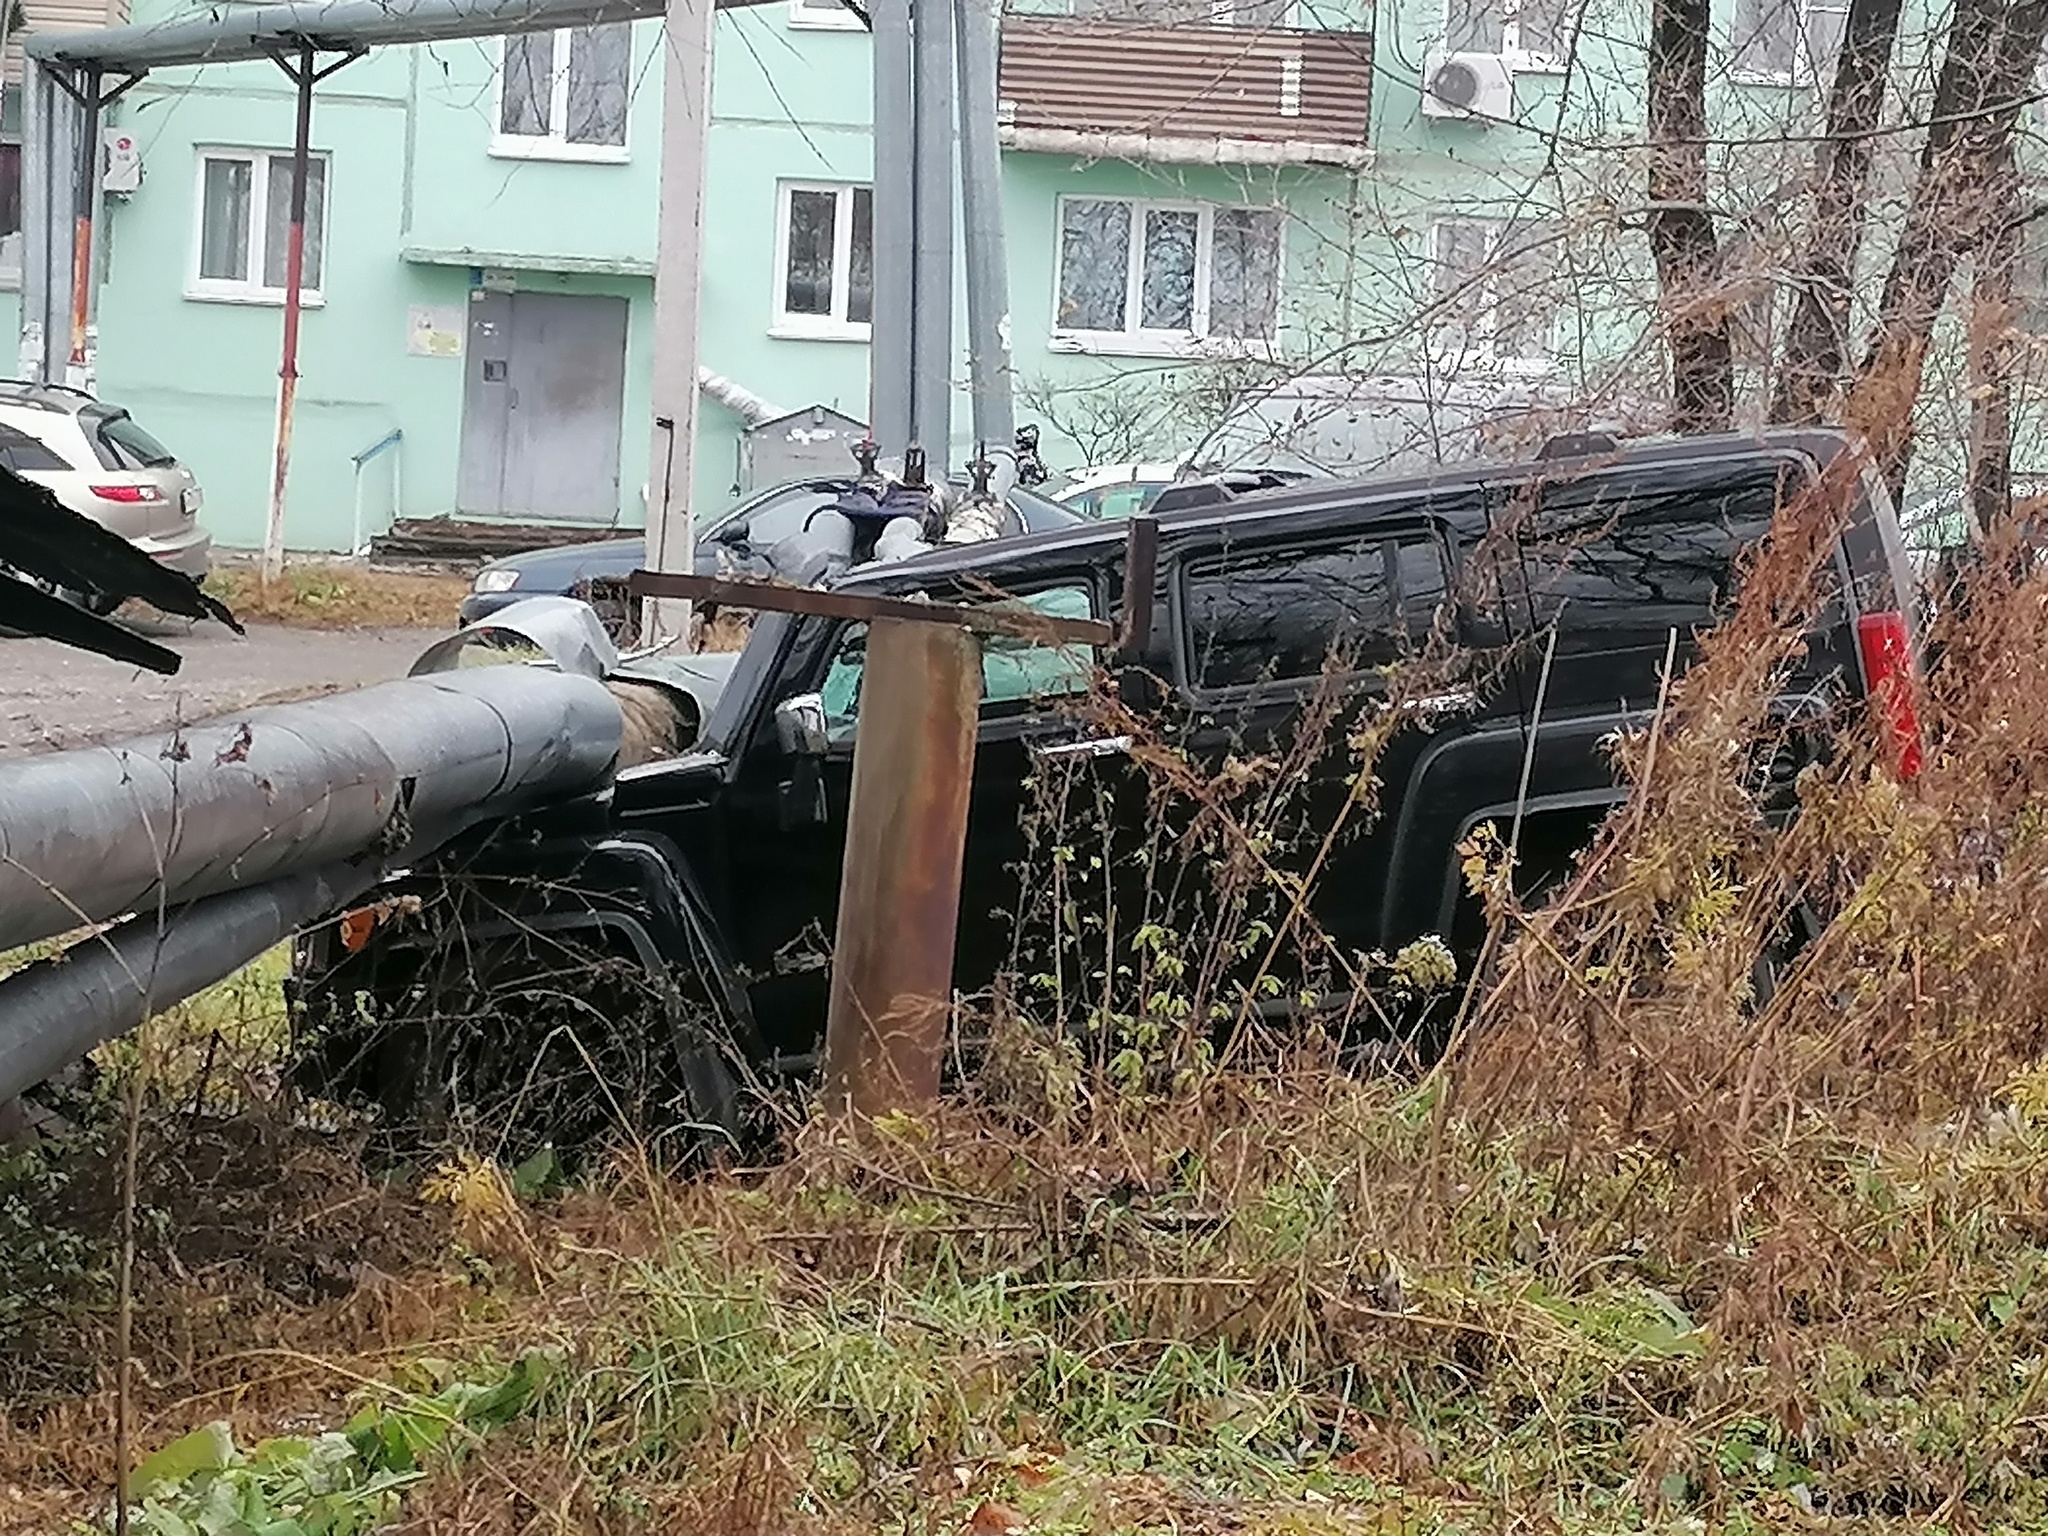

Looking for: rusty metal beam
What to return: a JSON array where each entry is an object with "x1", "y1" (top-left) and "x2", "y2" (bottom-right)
[
  {"x1": 628, "y1": 569, "x2": 1115, "y2": 646},
  {"x1": 821, "y1": 618, "x2": 982, "y2": 1116},
  {"x1": 1116, "y1": 512, "x2": 1158, "y2": 657}
]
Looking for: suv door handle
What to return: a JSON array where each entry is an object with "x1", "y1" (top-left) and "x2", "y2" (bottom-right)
[{"x1": 1032, "y1": 734, "x2": 1132, "y2": 761}]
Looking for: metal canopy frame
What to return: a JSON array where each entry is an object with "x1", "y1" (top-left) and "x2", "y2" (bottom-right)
[
  {"x1": 23, "y1": 0, "x2": 766, "y2": 70},
  {"x1": 19, "y1": 0, "x2": 772, "y2": 574}
]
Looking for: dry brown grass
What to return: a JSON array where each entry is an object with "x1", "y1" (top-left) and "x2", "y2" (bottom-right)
[
  {"x1": 29, "y1": 443, "x2": 2048, "y2": 1532},
  {"x1": 203, "y1": 561, "x2": 471, "y2": 630}
]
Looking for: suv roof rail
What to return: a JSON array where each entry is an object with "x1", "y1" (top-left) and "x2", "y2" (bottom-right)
[
  {"x1": 0, "y1": 380, "x2": 95, "y2": 407},
  {"x1": 1536, "y1": 431, "x2": 1619, "y2": 461}
]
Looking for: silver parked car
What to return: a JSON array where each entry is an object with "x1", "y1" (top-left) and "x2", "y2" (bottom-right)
[{"x1": 0, "y1": 383, "x2": 210, "y2": 611}]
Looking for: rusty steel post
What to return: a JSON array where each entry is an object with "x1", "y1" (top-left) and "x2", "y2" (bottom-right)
[{"x1": 823, "y1": 616, "x2": 982, "y2": 1117}]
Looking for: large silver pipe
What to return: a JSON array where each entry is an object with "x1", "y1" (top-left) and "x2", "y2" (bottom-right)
[
  {"x1": 24, "y1": 0, "x2": 772, "y2": 70},
  {"x1": 910, "y1": 0, "x2": 955, "y2": 465},
  {"x1": 0, "y1": 857, "x2": 388, "y2": 1105},
  {"x1": 870, "y1": 0, "x2": 915, "y2": 455},
  {"x1": 953, "y1": 0, "x2": 1013, "y2": 463},
  {"x1": 0, "y1": 668, "x2": 621, "y2": 953}
]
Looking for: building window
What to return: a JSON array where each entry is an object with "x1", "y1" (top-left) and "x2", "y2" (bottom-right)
[
  {"x1": 1431, "y1": 218, "x2": 1559, "y2": 369},
  {"x1": 1054, "y1": 197, "x2": 1282, "y2": 350},
  {"x1": 773, "y1": 182, "x2": 874, "y2": 338},
  {"x1": 189, "y1": 149, "x2": 329, "y2": 305},
  {"x1": 789, "y1": 0, "x2": 867, "y2": 30},
  {"x1": 2009, "y1": 200, "x2": 2048, "y2": 337},
  {"x1": 0, "y1": 139, "x2": 19, "y2": 280},
  {"x1": 494, "y1": 25, "x2": 632, "y2": 161},
  {"x1": 1443, "y1": 0, "x2": 1570, "y2": 62},
  {"x1": 1731, "y1": 0, "x2": 1848, "y2": 79}
]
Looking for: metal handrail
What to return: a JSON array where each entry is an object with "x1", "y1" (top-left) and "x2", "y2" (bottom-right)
[{"x1": 350, "y1": 427, "x2": 403, "y2": 556}]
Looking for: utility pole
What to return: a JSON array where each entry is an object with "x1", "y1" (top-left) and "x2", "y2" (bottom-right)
[
  {"x1": 822, "y1": 617, "x2": 981, "y2": 1115},
  {"x1": 954, "y1": 0, "x2": 1012, "y2": 477},
  {"x1": 910, "y1": 0, "x2": 955, "y2": 467},
  {"x1": 869, "y1": 0, "x2": 914, "y2": 457},
  {"x1": 643, "y1": 0, "x2": 716, "y2": 647}
]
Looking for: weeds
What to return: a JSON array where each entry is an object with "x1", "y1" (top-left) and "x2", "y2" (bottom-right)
[
  {"x1": 202, "y1": 564, "x2": 469, "y2": 630},
  {"x1": 107, "y1": 1352, "x2": 548, "y2": 1535}
]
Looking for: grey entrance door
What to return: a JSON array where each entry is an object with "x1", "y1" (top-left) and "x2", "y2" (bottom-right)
[{"x1": 458, "y1": 290, "x2": 629, "y2": 522}]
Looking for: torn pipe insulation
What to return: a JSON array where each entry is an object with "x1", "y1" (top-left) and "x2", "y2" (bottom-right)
[
  {"x1": 0, "y1": 464, "x2": 239, "y2": 671},
  {"x1": 0, "y1": 666, "x2": 623, "y2": 954},
  {"x1": 0, "y1": 853, "x2": 397, "y2": 1106},
  {"x1": 409, "y1": 593, "x2": 619, "y2": 681}
]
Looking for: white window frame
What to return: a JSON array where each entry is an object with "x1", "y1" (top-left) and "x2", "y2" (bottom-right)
[
  {"x1": 1729, "y1": 0, "x2": 1850, "y2": 83},
  {"x1": 771, "y1": 181, "x2": 874, "y2": 341},
  {"x1": 1049, "y1": 194, "x2": 1282, "y2": 358},
  {"x1": 1428, "y1": 217, "x2": 1558, "y2": 375},
  {"x1": 788, "y1": 0, "x2": 867, "y2": 31},
  {"x1": 1441, "y1": 0, "x2": 1567, "y2": 73},
  {"x1": 186, "y1": 146, "x2": 330, "y2": 308},
  {"x1": 490, "y1": 27, "x2": 633, "y2": 164}
]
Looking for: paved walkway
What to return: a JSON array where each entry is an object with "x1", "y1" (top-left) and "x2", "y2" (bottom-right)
[{"x1": 0, "y1": 618, "x2": 437, "y2": 758}]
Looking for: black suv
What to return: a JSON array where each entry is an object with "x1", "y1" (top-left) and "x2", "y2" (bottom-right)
[{"x1": 295, "y1": 431, "x2": 1919, "y2": 1131}]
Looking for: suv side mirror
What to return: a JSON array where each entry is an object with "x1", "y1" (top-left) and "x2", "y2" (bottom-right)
[
  {"x1": 714, "y1": 518, "x2": 751, "y2": 547},
  {"x1": 774, "y1": 692, "x2": 829, "y2": 757}
]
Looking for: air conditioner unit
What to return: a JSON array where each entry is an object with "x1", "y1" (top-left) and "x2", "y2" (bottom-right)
[
  {"x1": 1421, "y1": 50, "x2": 1512, "y2": 121},
  {"x1": 101, "y1": 128, "x2": 143, "y2": 195}
]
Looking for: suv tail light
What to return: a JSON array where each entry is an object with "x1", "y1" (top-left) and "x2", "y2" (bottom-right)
[
  {"x1": 92, "y1": 483, "x2": 164, "y2": 503},
  {"x1": 1856, "y1": 610, "x2": 1923, "y2": 779}
]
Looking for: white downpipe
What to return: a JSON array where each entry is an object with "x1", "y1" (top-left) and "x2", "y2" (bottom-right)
[{"x1": 697, "y1": 366, "x2": 785, "y2": 428}]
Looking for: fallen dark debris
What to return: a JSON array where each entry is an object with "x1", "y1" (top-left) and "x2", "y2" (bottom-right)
[{"x1": 0, "y1": 464, "x2": 239, "y2": 672}]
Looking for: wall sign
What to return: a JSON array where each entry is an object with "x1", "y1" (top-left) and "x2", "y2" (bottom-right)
[{"x1": 407, "y1": 305, "x2": 465, "y2": 358}]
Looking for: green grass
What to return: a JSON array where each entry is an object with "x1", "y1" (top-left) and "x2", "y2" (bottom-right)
[{"x1": 88, "y1": 946, "x2": 292, "y2": 1111}]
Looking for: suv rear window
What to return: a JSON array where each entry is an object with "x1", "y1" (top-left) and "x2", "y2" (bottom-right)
[
  {"x1": 1510, "y1": 464, "x2": 1790, "y2": 644},
  {"x1": 1181, "y1": 531, "x2": 1448, "y2": 692},
  {"x1": 0, "y1": 423, "x2": 72, "y2": 474},
  {"x1": 92, "y1": 412, "x2": 176, "y2": 470}
]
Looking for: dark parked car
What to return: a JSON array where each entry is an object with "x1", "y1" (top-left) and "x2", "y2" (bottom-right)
[
  {"x1": 297, "y1": 430, "x2": 1919, "y2": 1140},
  {"x1": 458, "y1": 476, "x2": 1090, "y2": 636}
]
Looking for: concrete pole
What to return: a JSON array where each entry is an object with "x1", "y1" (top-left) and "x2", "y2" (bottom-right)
[
  {"x1": 910, "y1": 0, "x2": 954, "y2": 466},
  {"x1": 869, "y1": 0, "x2": 914, "y2": 456},
  {"x1": 823, "y1": 617, "x2": 981, "y2": 1117},
  {"x1": 18, "y1": 63, "x2": 49, "y2": 381},
  {"x1": 643, "y1": 0, "x2": 716, "y2": 647},
  {"x1": 953, "y1": 0, "x2": 1012, "y2": 468}
]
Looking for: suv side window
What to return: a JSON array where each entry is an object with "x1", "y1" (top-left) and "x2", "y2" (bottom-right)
[
  {"x1": 1512, "y1": 468, "x2": 1783, "y2": 645},
  {"x1": 1180, "y1": 530, "x2": 1448, "y2": 693},
  {"x1": 820, "y1": 584, "x2": 1099, "y2": 737},
  {"x1": 0, "y1": 423, "x2": 70, "y2": 474}
]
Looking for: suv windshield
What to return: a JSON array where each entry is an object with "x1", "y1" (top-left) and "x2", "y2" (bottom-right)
[{"x1": 92, "y1": 411, "x2": 176, "y2": 469}]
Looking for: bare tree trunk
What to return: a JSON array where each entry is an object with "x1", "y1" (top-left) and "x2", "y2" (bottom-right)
[
  {"x1": 1966, "y1": 143, "x2": 2021, "y2": 536},
  {"x1": 1647, "y1": 0, "x2": 1733, "y2": 433},
  {"x1": 1771, "y1": 0, "x2": 1906, "y2": 425},
  {"x1": 1849, "y1": 0, "x2": 2048, "y2": 495}
]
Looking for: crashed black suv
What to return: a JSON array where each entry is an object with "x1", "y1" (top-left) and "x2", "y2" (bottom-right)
[{"x1": 294, "y1": 430, "x2": 1919, "y2": 1138}]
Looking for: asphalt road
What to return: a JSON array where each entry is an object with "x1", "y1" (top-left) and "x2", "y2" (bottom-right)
[{"x1": 0, "y1": 617, "x2": 438, "y2": 759}]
